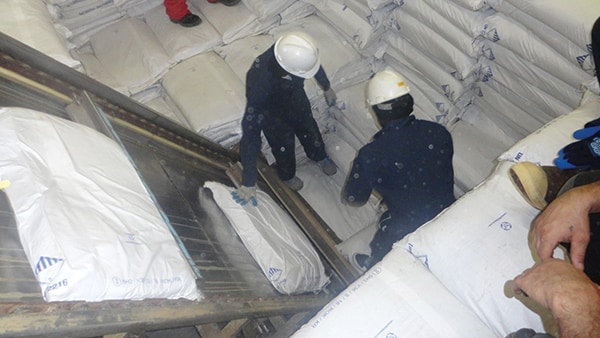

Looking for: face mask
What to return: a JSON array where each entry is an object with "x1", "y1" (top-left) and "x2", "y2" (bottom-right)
[
  {"x1": 270, "y1": 58, "x2": 289, "y2": 78},
  {"x1": 374, "y1": 93, "x2": 414, "y2": 125}
]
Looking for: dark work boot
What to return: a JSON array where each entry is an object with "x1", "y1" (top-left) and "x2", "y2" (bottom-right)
[
  {"x1": 318, "y1": 157, "x2": 337, "y2": 176},
  {"x1": 283, "y1": 176, "x2": 304, "y2": 191},
  {"x1": 170, "y1": 13, "x2": 201, "y2": 27},
  {"x1": 508, "y1": 162, "x2": 583, "y2": 210}
]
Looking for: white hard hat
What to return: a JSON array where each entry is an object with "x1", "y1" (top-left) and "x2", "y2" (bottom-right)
[
  {"x1": 274, "y1": 31, "x2": 320, "y2": 78},
  {"x1": 366, "y1": 68, "x2": 411, "y2": 106}
]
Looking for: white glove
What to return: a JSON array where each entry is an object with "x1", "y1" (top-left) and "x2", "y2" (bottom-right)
[
  {"x1": 231, "y1": 185, "x2": 257, "y2": 206},
  {"x1": 324, "y1": 88, "x2": 337, "y2": 107}
]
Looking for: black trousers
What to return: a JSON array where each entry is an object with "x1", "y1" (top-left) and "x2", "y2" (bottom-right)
[{"x1": 263, "y1": 89, "x2": 326, "y2": 181}]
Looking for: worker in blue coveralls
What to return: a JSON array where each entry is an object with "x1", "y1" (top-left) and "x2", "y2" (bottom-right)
[
  {"x1": 231, "y1": 31, "x2": 338, "y2": 207},
  {"x1": 341, "y1": 68, "x2": 456, "y2": 269}
]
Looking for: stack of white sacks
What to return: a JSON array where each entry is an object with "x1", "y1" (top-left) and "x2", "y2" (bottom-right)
[{"x1": 2, "y1": 0, "x2": 600, "y2": 334}]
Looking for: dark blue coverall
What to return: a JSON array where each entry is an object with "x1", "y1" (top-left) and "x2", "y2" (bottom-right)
[
  {"x1": 342, "y1": 115, "x2": 456, "y2": 262},
  {"x1": 240, "y1": 45, "x2": 332, "y2": 187}
]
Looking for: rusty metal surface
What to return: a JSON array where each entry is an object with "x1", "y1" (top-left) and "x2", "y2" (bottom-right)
[{"x1": 0, "y1": 294, "x2": 327, "y2": 337}]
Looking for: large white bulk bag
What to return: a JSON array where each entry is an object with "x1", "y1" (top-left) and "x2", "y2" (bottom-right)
[
  {"x1": 398, "y1": 161, "x2": 561, "y2": 336},
  {"x1": 292, "y1": 247, "x2": 497, "y2": 337},
  {"x1": 205, "y1": 181, "x2": 328, "y2": 294},
  {"x1": 0, "y1": 107, "x2": 200, "y2": 302}
]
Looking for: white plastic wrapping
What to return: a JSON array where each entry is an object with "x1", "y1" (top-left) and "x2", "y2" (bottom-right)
[
  {"x1": 204, "y1": 181, "x2": 329, "y2": 295},
  {"x1": 0, "y1": 107, "x2": 201, "y2": 302}
]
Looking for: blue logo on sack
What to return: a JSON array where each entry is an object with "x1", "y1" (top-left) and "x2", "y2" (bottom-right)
[
  {"x1": 35, "y1": 256, "x2": 64, "y2": 275},
  {"x1": 268, "y1": 267, "x2": 282, "y2": 281},
  {"x1": 576, "y1": 54, "x2": 589, "y2": 69},
  {"x1": 489, "y1": 28, "x2": 500, "y2": 42},
  {"x1": 480, "y1": 65, "x2": 493, "y2": 82}
]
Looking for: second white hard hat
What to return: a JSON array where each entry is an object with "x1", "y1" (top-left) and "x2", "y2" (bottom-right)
[
  {"x1": 366, "y1": 68, "x2": 411, "y2": 106},
  {"x1": 274, "y1": 31, "x2": 320, "y2": 79}
]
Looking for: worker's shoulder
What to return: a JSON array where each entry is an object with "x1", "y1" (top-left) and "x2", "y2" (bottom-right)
[
  {"x1": 247, "y1": 46, "x2": 274, "y2": 72},
  {"x1": 414, "y1": 118, "x2": 451, "y2": 133}
]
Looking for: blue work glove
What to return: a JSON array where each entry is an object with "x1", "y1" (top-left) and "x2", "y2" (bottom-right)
[
  {"x1": 571, "y1": 116, "x2": 600, "y2": 139},
  {"x1": 572, "y1": 125, "x2": 600, "y2": 139},
  {"x1": 231, "y1": 185, "x2": 257, "y2": 206},
  {"x1": 324, "y1": 88, "x2": 337, "y2": 107},
  {"x1": 554, "y1": 128, "x2": 600, "y2": 169}
]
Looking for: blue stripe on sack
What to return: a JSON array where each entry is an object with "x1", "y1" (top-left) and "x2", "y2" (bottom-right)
[{"x1": 35, "y1": 256, "x2": 64, "y2": 275}]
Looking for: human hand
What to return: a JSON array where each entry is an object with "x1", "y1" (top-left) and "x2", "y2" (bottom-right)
[
  {"x1": 530, "y1": 186, "x2": 591, "y2": 270},
  {"x1": 512, "y1": 259, "x2": 584, "y2": 307},
  {"x1": 512, "y1": 259, "x2": 600, "y2": 337},
  {"x1": 231, "y1": 185, "x2": 257, "y2": 206},
  {"x1": 324, "y1": 88, "x2": 337, "y2": 106}
]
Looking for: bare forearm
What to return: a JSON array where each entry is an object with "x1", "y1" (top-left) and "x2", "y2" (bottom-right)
[
  {"x1": 575, "y1": 179, "x2": 600, "y2": 214},
  {"x1": 551, "y1": 280, "x2": 600, "y2": 337},
  {"x1": 513, "y1": 259, "x2": 600, "y2": 337}
]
